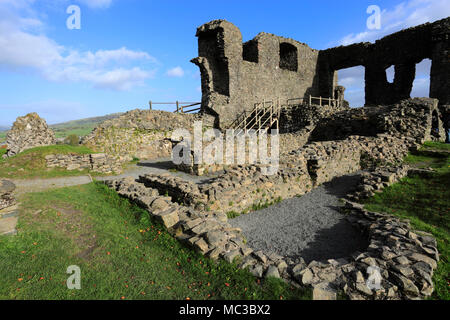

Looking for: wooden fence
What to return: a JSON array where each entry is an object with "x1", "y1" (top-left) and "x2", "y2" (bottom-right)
[{"x1": 149, "y1": 101, "x2": 201, "y2": 113}]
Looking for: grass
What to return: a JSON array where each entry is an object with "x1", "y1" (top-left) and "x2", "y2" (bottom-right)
[
  {"x1": 0, "y1": 182, "x2": 311, "y2": 300},
  {"x1": 52, "y1": 127, "x2": 95, "y2": 139},
  {"x1": 0, "y1": 145, "x2": 100, "y2": 179},
  {"x1": 227, "y1": 197, "x2": 283, "y2": 219},
  {"x1": 421, "y1": 141, "x2": 450, "y2": 151},
  {"x1": 363, "y1": 143, "x2": 450, "y2": 300}
]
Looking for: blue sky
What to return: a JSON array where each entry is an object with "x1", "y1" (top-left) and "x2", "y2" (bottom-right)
[{"x1": 0, "y1": 0, "x2": 449, "y2": 127}]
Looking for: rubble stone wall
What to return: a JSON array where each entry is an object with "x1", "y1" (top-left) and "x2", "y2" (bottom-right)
[
  {"x1": 192, "y1": 20, "x2": 322, "y2": 128},
  {"x1": 310, "y1": 98, "x2": 446, "y2": 143},
  {"x1": 0, "y1": 180, "x2": 16, "y2": 211},
  {"x1": 4, "y1": 113, "x2": 56, "y2": 158},
  {"x1": 193, "y1": 18, "x2": 449, "y2": 128},
  {"x1": 45, "y1": 153, "x2": 124, "y2": 174},
  {"x1": 82, "y1": 109, "x2": 214, "y2": 161}
]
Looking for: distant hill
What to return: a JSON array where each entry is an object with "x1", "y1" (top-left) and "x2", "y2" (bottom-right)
[
  {"x1": 0, "y1": 113, "x2": 124, "y2": 142},
  {"x1": 49, "y1": 112, "x2": 124, "y2": 138}
]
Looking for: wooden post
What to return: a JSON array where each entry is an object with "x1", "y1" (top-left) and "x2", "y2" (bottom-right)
[
  {"x1": 309, "y1": 95, "x2": 312, "y2": 106},
  {"x1": 319, "y1": 96, "x2": 322, "y2": 107},
  {"x1": 176, "y1": 101, "x2": 179, "y2": 113},
  {"x1": 149, "y1": 101, "x2": 152, "y2": 110}
]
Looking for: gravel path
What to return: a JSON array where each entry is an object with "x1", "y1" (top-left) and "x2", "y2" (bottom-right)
[{"x1": 229, "y1": 174, "x2": 369, "y2": 263}]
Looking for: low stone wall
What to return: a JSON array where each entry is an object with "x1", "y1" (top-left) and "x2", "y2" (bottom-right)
[
  {"x1": 106, "y1": 172, "x2": 439, "y2": 300},
  {"x1": 105, "y1": 177, "x2": 253, "y2": 263},
  {"x1": 0, "y1": 180, "x2": 16, "y2": 211},
  {"x1": 139, "y1": 162, "x2": 312, "y2": 215},
  {"x1": 346, "y1": 165, "x2": 410, "y2": 202},
  {"x1": 45, "y1": 153, "x2": 124, "y2": 174},
  {"x1": 82, "y1": 109, "x2": 215, "y2": 161},
  {"x1": 287, "y1": 134, "x2": 414, "y2": 186},
  {"x1": 310, "y1": 98, "x2": 446, "y2": 144}
]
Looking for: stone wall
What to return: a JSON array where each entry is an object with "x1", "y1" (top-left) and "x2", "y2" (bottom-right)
[
  {"x1": 45, "y1": 153, "x2": 124, "y2": 174},
  {"x1": 4, "y1": 113, "x2": 56, "y2": 158},
  {"x1": 279, "y1": 103, "x2": 349, "y2": 134},
  {"x1": 82, "y1": 109, "x2": 214, "y2": 161},
  {"x1": 0, "y1": 180, "x2": 16, "y2": 211},
  {"x1": 139, "y1": 162, "x2": 312, "y2": 216},
  {"x1": 193, "y1": 18, "x2": 449, "y2": 127},
  {"x1": 192, "y1": 20, "x2": 323, "y2": 128},
  {"x1": 106, "y1": 167, "x2": 439, "y2": 300},
  {"x1": 319, "y1": 17, "x2": 449, "y2": 108},
  {"x1": 310, "y1": 98, "x2": 446, "y2": 143}
]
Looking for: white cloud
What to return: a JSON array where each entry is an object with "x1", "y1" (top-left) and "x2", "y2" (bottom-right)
[
  {"x1": 0, "y1": 0, "x2": 156, "y2": 91},
  {"x1": 338, "y1": 0, "x2": 450, "y2": 45},
  {"x1": 76, "y1": 0, "x2": 113, "y2": 9},
  {"x1": 0, "y1": 99, "x2": 88, "y2": 125},
  {"x1": 166, "y1": 66, "x2": 185, "y2": 77},
  {"x1": 335, "y1": 1, "x2": 442, "y2": 106}
]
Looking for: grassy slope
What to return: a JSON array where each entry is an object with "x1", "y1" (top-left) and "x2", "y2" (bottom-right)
[
  {"x1": 50, "y1": 113, "x2": 123, "y2": 139},
  {"x1": 364, "y1": 142, "x2": 450, "y2": 300},
  {"x1": 0, "y1": 182, "x2": 311, "y2": 300},
  {"x1": 0, "y1": 112, "x2": 123, "y2": 141},
  {"x1": 0, "y1": 145, "x2": 97, "y2": 179}
]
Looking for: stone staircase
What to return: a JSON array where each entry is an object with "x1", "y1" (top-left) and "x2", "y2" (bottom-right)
[{"x1": 0, "y1": 204, "x2": 18, "y2": 236}]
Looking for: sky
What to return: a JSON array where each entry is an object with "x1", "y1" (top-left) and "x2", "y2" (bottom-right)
[{"x1": 0, "y1": 0, "x2": 449, "y2": 127}]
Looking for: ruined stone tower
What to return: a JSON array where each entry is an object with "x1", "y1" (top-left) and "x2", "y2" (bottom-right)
[{"x1": 192, "y1": 18, "x2": 449, "y2": 130}]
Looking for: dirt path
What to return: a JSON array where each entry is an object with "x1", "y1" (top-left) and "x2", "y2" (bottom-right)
[{"x1": 11, "y1": 158, "x2": 216, "y2": 195}]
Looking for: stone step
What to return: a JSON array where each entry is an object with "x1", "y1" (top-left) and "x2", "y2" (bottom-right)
[
  {"x1": 0, "y1": 204, "x2": 19, "y2": 219},
  {"x1": 0, "y1": 216, "x2": 18, "y2": 236},
  {"x1": 0, "y1": 210, "x2": 19, "y2": 219}
]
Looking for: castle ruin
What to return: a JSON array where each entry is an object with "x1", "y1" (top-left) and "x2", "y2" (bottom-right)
[{"x1": 192, "y1": 18, "x2": 450, "y2": 131}]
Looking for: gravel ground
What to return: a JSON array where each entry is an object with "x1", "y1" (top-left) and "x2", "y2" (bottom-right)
[{"x1": 229, "y1": 174, "x2": 369, "y2": 263}]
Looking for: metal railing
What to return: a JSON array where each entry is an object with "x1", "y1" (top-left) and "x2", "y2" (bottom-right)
[
  {"x1": 149, "y1": 101, "x2": 201, "y2": 113},
  {"x1": 230, "y1": 95, "x2": 339, "y2": 133}
]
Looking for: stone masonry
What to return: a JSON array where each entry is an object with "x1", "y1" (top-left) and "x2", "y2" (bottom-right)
[
  {"x1": 193, "y1": 18, "x2": 449, "y2": 129},
  {"x1": 82, "y1": 109, "x2": 214, "y2": 162},
  {"x1": 4, "y1": 113, "x2": 56, "y2": 158},
  {"x1": 45, "y1": 153, "x2": 124, "y2": 174},
  {"x1": 0, "y1": 179, "x2": 18, "y2": 236}
]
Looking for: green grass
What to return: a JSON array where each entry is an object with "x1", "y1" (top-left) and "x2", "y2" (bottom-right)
[
  {"x1": 227, "y1": 197, "x2": 283, "y2": 219},
  {"x1": 363, "y1": 143, "x2": 450, "y2": 300},
  {"x1": 52, "y1": 127, "x2": 95, "y2": 139},
  {"x1": 0, "y1": 182, "x2": 311, "y2": 300},
  {"x1": 0, "y1": 131, "x2": 6, "y2": 141},
  {"x1": 421, "y1": 141, "x2": 450, "y2": 151},
  {"x1": 0, "y1": 147, "x2": 6, "y2": 157},
  {"x1": 0, "y1": 145, "x2": 99, "y2": 179}
]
